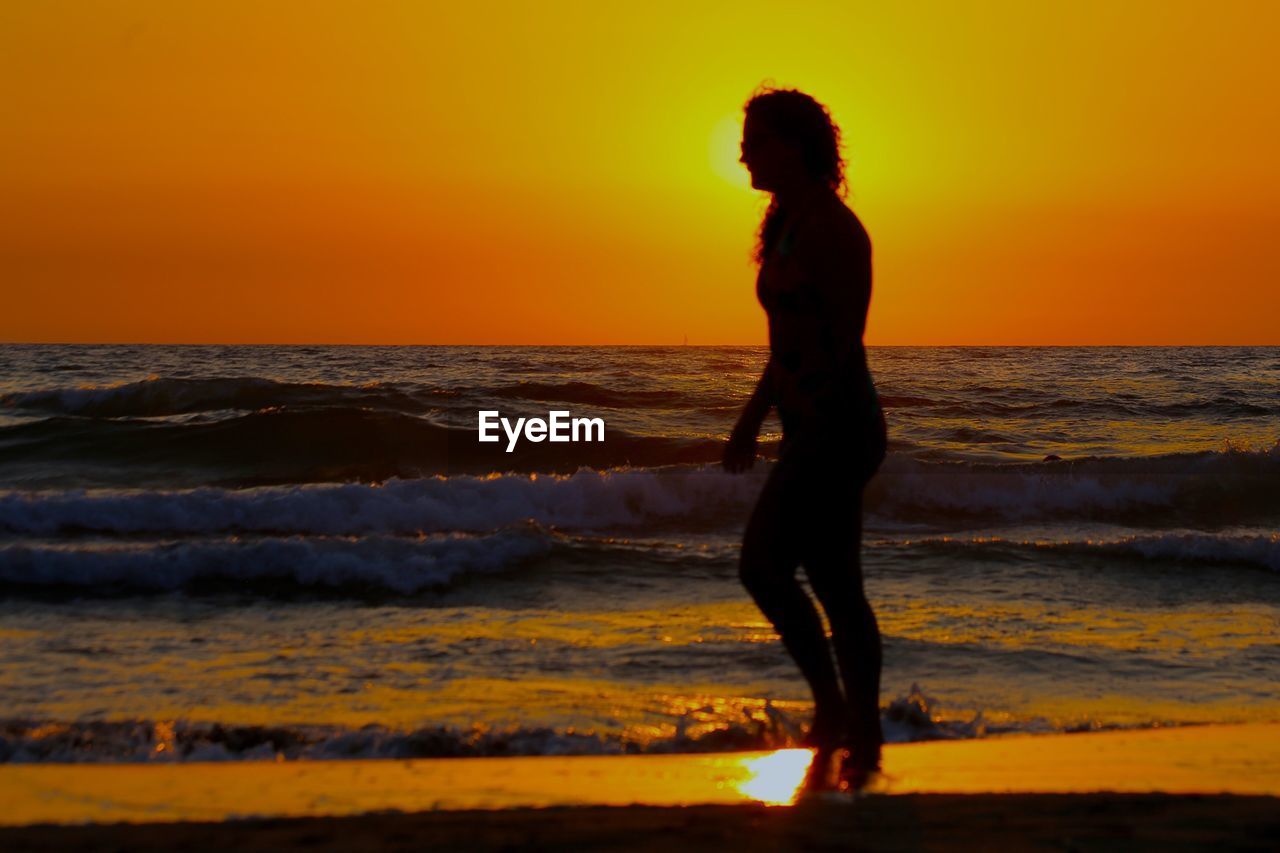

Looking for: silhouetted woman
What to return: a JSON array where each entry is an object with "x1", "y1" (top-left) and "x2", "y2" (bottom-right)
[{"x1": 723, "y1": 87, "x2": 887, "y2": 789}]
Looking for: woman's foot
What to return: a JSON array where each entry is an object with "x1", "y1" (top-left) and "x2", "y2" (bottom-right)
[
  {"x1": 836, "y1": 743, "x2": 882, "y2": 792},
  {"x1": 801, "y1": 744, "x2": 840, "y2": 792},
  {"x1": 837, "y1": 759, "x2": 879, "y2": 792}
]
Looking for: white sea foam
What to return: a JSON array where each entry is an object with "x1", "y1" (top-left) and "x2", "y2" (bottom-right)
[
  {"x1": 2, "y1": 449, "x2": 1276, "y2": 539},
  {"x1": 0, "y1": 686, "x2": 1069, "y2": 763}
]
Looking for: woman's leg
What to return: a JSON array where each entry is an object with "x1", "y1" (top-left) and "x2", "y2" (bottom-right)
[
  {"x1": 801, "y1": 485, "x2": 884, "y2": 768},
  {"x1": 738, "y1": 461, "x2": 845, "y2": 744}
]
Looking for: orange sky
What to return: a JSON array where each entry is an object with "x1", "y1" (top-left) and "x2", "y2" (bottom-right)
[{"x1": 2, "y1": 1, "x2": 1277, "y2": 344}]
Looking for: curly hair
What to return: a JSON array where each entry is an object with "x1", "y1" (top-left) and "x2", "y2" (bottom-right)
[{"x1": 744, "y1": 86, "x2": 847, "y2": 265}]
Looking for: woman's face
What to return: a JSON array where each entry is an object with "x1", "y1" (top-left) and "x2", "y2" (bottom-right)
[{"x1": 739, "y1": 115, "x2": 800, "y2": 192}]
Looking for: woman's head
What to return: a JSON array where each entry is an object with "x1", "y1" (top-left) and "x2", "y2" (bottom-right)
[
  {"x1": 741, "y1": 87, "x2": 846, "y2": 264},
  {"x1": 740, "y1": 87, "x2": 845, "y2": 195}
]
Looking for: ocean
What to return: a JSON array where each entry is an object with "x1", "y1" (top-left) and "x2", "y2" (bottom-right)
[{"x1": 0, "y1": 344, "x2": 1277, "y2": 762}]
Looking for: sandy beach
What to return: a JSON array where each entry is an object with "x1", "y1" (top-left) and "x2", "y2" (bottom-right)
[{"x1": 3, "y1": 723, "x2": 1278, "y2": 850}]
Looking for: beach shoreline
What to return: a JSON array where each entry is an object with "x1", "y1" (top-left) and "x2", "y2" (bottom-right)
[{"x1": 3, "y1": 723, "x2": 1278, "y2": 849}]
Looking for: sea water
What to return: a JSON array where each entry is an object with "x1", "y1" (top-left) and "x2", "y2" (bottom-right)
[{"x1": 0, "y1": 345, "x2": 1277, "y2": 761}]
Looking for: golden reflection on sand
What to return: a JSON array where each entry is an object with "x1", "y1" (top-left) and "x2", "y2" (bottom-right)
[
  {"x1": 3, "y1": 726, "x2": 1277, "y2": 826},
  {"x1": 734, "y1": 748, "x2": 814, "y2": 805}
]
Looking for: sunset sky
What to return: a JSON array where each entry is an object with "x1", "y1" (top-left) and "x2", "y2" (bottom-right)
[{"x1": 3, "y1": 0, "x2": 1277, "y2": 345}]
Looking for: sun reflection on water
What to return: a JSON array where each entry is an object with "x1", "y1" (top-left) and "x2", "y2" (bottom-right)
[{"x1": 734, "y1": 748, "x2": 814, "y2": 805}]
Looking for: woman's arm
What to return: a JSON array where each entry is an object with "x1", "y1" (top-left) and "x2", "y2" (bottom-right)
[
  {"x1": 739, "y1": 360, "x2": 775, "y2": 435},
  {"x1": 723, "y1": 360, "x2": 774, "y2": 472}
]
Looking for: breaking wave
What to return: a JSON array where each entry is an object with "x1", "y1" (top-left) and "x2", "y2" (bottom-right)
[
  {"x1": 0, "y1": 467, "x2": 763, "y2": 537},
  {"x1": 2, "y1": 526, "x2": 1275, "y2": 597},
  {"x1": 0, "y1": 531, "x2": 553, "y2": 594},
  {"x1": 874, "y1": 447, "x2": 1280, "y2": 524},
  {"x1": 890, "y1": 530, "x2": 1280, "y2": 573},
  {"x1": 2, "y1": 448, "x2": 1277, "y2": 539},
  {"x1": 0, "y1": 686, "x2": 1099, "y2": 764}
]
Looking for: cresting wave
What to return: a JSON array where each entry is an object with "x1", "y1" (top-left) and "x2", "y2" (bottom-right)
[
  {"x1": 2, "y1": 448, "x2": 1278, "y2": 538},
  {"x1": 883, "y1": 530, "x2": 1280, "y2": 573},
  {"x1": 0, "y1": 468, "x2": 765, "y2": 537},
  {"x1": 0, "y1": 376, "x2": 449, "y2": 418},
  {"x1": 487, "y1": 380, "x2": 702, "y2": 408},
  {"x1": 1, "y1": 527, "x2": 1275, "y2": 596},
  {"x1": 0, "y1": 376, "x2": 733, "y2": 418},
  {"x1": 875, "y1": 447, "x2": 1280, "y2": 524},
  {"x1": 0, "y1": 531, "x2": 553, "y2": 594},
  {"x1": 0, "y1": 409, "x2": 732, "y2": 485},
  {"x1": 6, "y1": 374, "x2": 1277, "y2": 487},
  {"x1": 10, "y1": 375, "x2": 1278, "y2": 421}
]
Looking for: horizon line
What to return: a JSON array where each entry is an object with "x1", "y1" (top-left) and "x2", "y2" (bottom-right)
[{"x1": 3, "y1": 341, "x2": 1278, "y2": 348}]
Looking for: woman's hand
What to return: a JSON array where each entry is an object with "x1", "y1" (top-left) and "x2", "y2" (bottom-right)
[{"x1": 723, "y1": 422, "x2": 759, "y2": 473}]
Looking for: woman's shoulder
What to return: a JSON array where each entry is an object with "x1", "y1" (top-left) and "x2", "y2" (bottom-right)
[
  {"x1": 829, "y1": 199, "x2": 870, "y2": 245},
  {"x1": 796, "y1": 198, "x2": 870, "y2": 261}
]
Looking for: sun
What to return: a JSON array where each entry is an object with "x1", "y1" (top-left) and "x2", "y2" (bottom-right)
[{"x1": 709, "y1": 113, "x2": 751, "y2": 190}]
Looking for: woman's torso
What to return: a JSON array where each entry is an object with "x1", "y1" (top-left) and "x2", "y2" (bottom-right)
[{"x1": 756, "y1": 200, "x2": 884, "y2": 468}]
